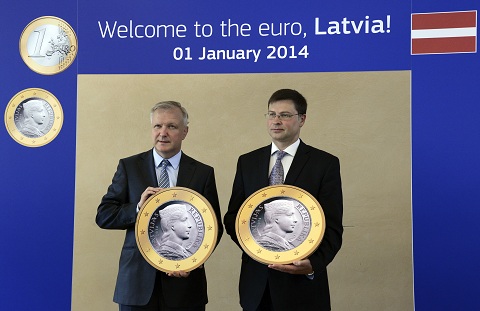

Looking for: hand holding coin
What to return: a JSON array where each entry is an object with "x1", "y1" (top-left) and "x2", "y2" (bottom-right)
[
  {"x1": 268, "y1": 258, "x2": 313, "y2": 275},
  {"x1": 167, "y1": 271, "x2": 190, "y2": 278},
  {"x1": 139, "y1": 187, "x2": 162, "y2": 207}
]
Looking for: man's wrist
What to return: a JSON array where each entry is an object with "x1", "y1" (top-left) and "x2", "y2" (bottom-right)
[{"x1": 306, "y1": 270, "x2": 315, "y2": 280}]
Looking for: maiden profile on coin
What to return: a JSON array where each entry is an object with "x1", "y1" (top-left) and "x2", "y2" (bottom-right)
[
  {"x1": 256, "y1": 199, "x2": 298, "y2": 251},
  {"x1": 156, "y1": 204, "x2": 194, "y2": 260},
  {"x1": 136, "y1": 187, "x2": 219, "y2": 273},
  {"x1": 4, "y1": 88, "x2": 63, "y2": 147},
  {"x1": 235, "y1": 185, "x2": 326, "y2": 265},
  {"x1": 17, "y1": 99, "x2": 51, "y2": 138}
]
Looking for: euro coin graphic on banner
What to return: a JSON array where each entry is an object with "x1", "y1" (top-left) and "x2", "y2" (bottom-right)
[
  {"x1": 136, "y1": 187, "x2": 219, "y2": 273},
  {"x1": 236, "y1": 185, "x2": 326, "y2": 265},
  {"x1": 19, "y1": 16, "x2": 77, "y2": 75},
  {"x1": 4, "y1": 88, "x2": 64, "y2": 147}
]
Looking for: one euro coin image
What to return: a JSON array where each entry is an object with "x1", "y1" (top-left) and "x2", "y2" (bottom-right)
[
  {"x1": 236, "y1": 185, "x2": 326, "y2": 265},
  {"x1": 136, "y1": 187, "x2": 219, "y2": 273},
  {"x1": 19, "y1": 16, "x2": 77, "y2": 75},
  {"x1": 4, "y1": 88, "x2": 64, "y2": 147}
]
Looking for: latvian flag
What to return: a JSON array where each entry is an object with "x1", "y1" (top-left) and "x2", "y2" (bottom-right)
[{"x1": 411, "y1": 10, "x2": 477, "y2": 55}]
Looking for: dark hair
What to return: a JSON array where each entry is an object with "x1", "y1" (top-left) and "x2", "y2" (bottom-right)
[{"x1": 268, "y1": 89, "x2": 307, "y2": 115}]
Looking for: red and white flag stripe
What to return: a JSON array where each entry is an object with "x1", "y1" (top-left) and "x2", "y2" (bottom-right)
[{"x1": 411, "y1": 10, "x2": 477, "y2": 55}]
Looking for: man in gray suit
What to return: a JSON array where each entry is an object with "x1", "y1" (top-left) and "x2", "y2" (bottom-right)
[
  {"x1": 97, "y1": 101, "x2": 223, "y2": 311},
  {"x1": 224, "y1": 89, "x2": 343, "y2": 311}
]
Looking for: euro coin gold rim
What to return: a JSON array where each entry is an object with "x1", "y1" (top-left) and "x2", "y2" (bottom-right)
[
  {"x1": 136, "y1": 187, "x2": 219, "y2": 273},
  {"x1": 4, "y1": 88, "x2": 64, "y2": 147},
  {"x1": 19, "y1": 16, "x2": 77, "y2": 75},
  {"x1": 235, "y1": 185, "x2": 326, "y2": 265}
]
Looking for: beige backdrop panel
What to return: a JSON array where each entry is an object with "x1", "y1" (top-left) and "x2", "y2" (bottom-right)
[{"x1": 73, "y1": 72, "x2": 412, "y2": 311}]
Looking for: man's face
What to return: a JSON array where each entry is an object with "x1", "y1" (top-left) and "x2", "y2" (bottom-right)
[
  {"x1": 275, "y1": 205, "x2": 298, "y2": 233},
  {"x1": 151, "y1": 108, "x2": 188, "y2": 159},
  {"x1": 31, "y1": 107, "x2": 46, "y2": 125},
  {"x1": 267, "y1": 100, "x2": 305, "y2": 148},
  {"x1": 172, "y1": 212, "x2": 192, "y2": 240}
]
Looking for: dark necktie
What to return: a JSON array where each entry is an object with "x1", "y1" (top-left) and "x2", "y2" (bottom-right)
[
  {"x1": 158, "y1": 159, "x2": 170, "y2": 188},
  {"x1": 269, "y1": 150, "x2": 286, "y2": 185}
]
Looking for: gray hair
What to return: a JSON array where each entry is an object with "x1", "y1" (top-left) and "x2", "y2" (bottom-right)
[{"x1": 150, "y1": 101, "x2": 189, "y2": 126}]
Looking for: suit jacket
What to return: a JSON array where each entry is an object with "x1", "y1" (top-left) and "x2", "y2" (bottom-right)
[
  {"x1": 224, "y1": 140, "x2": 343, "y2": 311},
  {"x1": 96, "y1": 150, "x2": 223, "y2": 307}
]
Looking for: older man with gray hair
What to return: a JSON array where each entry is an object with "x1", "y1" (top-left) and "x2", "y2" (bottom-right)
[{"x1": 97, "y1": 101, "x2": 223, "y2": 311}]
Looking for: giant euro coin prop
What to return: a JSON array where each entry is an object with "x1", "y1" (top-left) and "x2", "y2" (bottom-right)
[
  {"x1": 235, "y1": 185, "x2": 325, "y2": 265},
  {"x1": 136, "y1": 187, "x2": 218, "y2": 273}
]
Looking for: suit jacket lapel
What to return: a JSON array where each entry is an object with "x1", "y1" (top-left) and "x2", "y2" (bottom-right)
[
  {"x1": 258, "y1": 146, "x2": 271, "y2": 188},
  {"x1": 137, "y1": 150, "x2": 158, "y2": 187},
  {"x1": 285, "y1": 140, "x2": 310, "y2": 185},
  {"x1": 177, "y1": 153, "x2": 195, "y2": 187}
]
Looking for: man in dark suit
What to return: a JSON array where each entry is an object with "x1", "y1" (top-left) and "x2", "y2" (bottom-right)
[
  {"x1": 224, "y1": 89, "x2": 343, "y2": 311},
  {"x1": 96, "y1": 101, "x2": 223, "y2": 311}
]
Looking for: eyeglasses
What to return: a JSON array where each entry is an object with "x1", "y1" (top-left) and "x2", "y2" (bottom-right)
[{"x1": 264, "y1": 112, "x2": 302, "y2": 120}]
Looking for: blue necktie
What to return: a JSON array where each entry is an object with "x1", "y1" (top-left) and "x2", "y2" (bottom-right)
[
  {"x1": 269, "y1": 150, "x2": 286, "y2": 185},
  {"x1": 158, "y1": 159, "x2": 170, "y2": 188}
]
